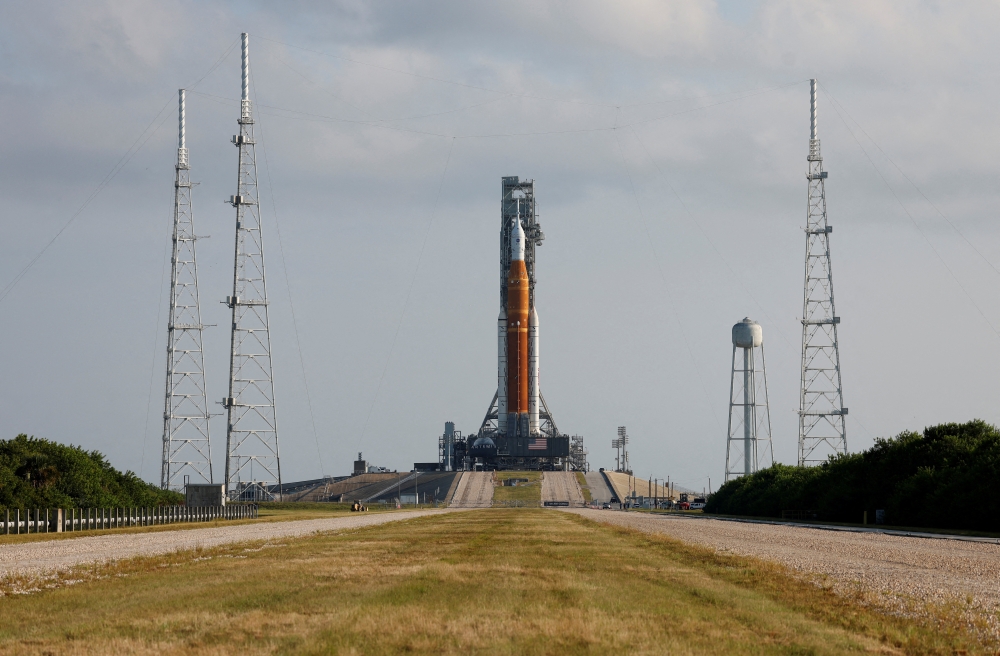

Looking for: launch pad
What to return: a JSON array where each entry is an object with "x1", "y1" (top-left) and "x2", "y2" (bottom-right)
[{"x1": 437, "y1": 177, "x2": 587, "y2": 472}]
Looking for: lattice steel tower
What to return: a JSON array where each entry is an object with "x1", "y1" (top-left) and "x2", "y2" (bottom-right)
[
  {"x1": 798, "y1": 79, "x2": 848, "y2": 466},
  {"x1": 161, "y1": 89, "x2": 213, "y2": 490},
  {"x1": 725, "y1": 319, "x2": 773, "y2": 482},
  {"x1": 223, "y1": 33, "x2": 282, "y2": 500}
]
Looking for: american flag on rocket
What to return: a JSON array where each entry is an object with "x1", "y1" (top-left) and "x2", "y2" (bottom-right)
[{"x1": 528, "y1": 437, "x2": 548, "y2": 451}]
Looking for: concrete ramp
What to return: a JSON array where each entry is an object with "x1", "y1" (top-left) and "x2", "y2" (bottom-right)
[
  {"x1": 584, "y1": 471, "x2": 615, "y2": 504},
  {"x1": 541, "y1": 471, "x2": 586, "y2": 507},
  {"x1": 602, "y1": 471, "x2": 671, "y2": 504},
  {"x1": 450, "y1": 472, "x2": 494, "y2": 508}
]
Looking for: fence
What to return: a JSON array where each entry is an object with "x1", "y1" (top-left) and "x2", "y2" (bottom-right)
[
  {"x1": 493, "y1": 500, "x2": 541, "y2": 508},
  {"x1": 1, "y1": 505, "x2": 258, "y2": 535}
]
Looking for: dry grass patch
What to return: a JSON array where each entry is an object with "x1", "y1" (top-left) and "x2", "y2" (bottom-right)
[{"x1": 0, "y1": 510, "x2": 986, "y2": 655}]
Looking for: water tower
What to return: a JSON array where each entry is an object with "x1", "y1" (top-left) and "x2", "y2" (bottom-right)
[{"x1": 725, "y1": 318, "x2": 773, "y2": 482}]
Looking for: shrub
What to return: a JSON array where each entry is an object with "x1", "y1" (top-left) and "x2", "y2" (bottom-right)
[
  {"x1": 0, "y1": 434, "x2": 183, "y2": 509},
  {"x1": 705, "y1": 420, "x2": 1000, "y2": 532}
]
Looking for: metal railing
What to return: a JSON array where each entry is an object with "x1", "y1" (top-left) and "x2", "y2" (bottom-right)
[{"x1": 1, "y1": 505, "x2": 258, "y2": 535}]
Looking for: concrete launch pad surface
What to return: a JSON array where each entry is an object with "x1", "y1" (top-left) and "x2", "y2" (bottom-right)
[
  {"x1": 541, "y1": 472, "x2": 585, "y2": 506},
  {"x1": 0, "y1": 510, "x2": 457, "y2": 578},
  {"x1": 450, "y1": 472, "x2": 494, "y2": 508}
]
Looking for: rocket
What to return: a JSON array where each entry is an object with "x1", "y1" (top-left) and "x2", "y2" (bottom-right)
[{"x1": 498, "y1": 211, "x2": 540, "y2": 437}]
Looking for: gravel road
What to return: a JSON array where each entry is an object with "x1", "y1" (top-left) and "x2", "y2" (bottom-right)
[
  {"x1": 541, "y1": 472, "x2": 585, "y2": 506},
  {"x1": 0, "y1": 510, "x2": 455, "y2": 578},
  {"x1": 451, "y1": 472, "x2": 493, "y2": 508},
  {"x1": 568, "y1": 509, "x2": 1000, "y2": 639}
]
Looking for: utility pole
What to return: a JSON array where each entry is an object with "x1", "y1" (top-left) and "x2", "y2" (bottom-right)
[
  {"x1": 223, "y1": 33, "x2": 281, "y2": 500},
  {"x1": 798, "y1": 79, "x2": 848, "y2": 466},
  {"x1": 161, "y1": 89, "x2": 213, "y2": 490}
]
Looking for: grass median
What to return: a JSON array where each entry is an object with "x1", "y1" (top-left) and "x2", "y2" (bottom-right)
[
  {"x1": 575, "y1": 471, "x2": 592, "y2": 503},
  {"x1": 0, "y1": 509, "x2": 984, "y2": 654},
  {"x1": 492, "y1": 471, "x2": 540, "y2": 506}
]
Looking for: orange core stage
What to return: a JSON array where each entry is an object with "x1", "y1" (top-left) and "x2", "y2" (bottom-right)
[{"x1": 506, "y1": 259, "x2": 529, "y2": 415}]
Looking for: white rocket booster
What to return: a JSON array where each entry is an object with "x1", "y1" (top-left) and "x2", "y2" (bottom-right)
[
  {"x1": 528, "y1": 306, "x2": 539, "y2": 434},
  {"x1": 497, "y1": 309, "x2": 507, "y2": 435}
]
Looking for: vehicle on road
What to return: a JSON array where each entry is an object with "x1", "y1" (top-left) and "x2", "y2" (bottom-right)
[{"x1": 601, "y1": 503, "x2": 611, "y2": 510}]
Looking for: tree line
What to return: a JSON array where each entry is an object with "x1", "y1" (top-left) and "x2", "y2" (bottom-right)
[
  {"x1": 0, "y1": 434, "x2": 183, "y2": 509},
  {"x1": 705, "y1": 420, "x2": 1000, "y2": 533}
]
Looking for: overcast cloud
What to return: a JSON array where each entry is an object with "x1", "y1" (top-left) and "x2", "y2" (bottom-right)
[{"x1": 2, "y1": 1, "x2": 999, "y2": 491}]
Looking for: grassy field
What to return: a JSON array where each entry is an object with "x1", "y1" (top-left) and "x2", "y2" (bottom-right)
[
  {"x1": 0, "y1": 509, "x2": 986, "y2": 655},
  {"x1": 492, "y1": 471, "x2": 541, "y2": 505}
]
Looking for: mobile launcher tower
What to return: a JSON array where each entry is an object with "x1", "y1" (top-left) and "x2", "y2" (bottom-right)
[{"x1": 448, "y1": 178, "x2": 573, "y2": 471}]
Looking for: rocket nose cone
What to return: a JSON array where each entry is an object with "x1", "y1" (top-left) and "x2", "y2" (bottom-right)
[{"x1": 511, "y1": 217, "x2": 525, "y2": 262}]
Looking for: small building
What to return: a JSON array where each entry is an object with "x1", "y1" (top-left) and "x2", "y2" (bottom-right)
[
  {"x1": 186, "y1": 484, "x2": 226, "y2": 507},
  {"x1": 354, "y1": 452, "x2": 369, "y2": 476}
]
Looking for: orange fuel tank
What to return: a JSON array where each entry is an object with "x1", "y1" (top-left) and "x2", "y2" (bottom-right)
[{"x1": 506, "y1": 258, "x2": 529, "y2": 415}]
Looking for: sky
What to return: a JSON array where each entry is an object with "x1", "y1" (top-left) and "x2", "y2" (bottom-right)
[{"x1": 2, "y1": 1, "x2": 1000, "y2": 493}]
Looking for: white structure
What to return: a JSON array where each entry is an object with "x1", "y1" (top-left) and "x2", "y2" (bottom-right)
[
  {"x1": 725, "y1": 318, "x2": 773, "y2": 481},
  {"x1": 223, "y1": 33, "x2": 282, "y2": 500},
  {"x1": 528, "y1": 306, "x2": 539, "y2": 434},
  {"x1": 497, "y1": 309, "x2": 507, "y2": 435},
  {"x1": 798, "y1": 79, "x2": 848, "y2": 466},
  {"x1": 161, "y1": 89, "x2": 213, "y2": 490}
]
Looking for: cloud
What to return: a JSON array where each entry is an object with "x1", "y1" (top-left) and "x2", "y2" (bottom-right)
[{"x1": 2, "y1": 0, "x2": 1000, "y2": 487}]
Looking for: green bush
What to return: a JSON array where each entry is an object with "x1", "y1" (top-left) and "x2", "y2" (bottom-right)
[
  {"x1": 705, "y1": 420, "x2": 1000, "y2": 532},
  {"x1": 0, "y1": 434, "x2": 183, "y2": 509}
]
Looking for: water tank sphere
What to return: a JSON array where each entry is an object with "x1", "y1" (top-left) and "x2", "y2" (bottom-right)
[{"x1": 732, "y1": 318, "x2": 763, "y2": 349}]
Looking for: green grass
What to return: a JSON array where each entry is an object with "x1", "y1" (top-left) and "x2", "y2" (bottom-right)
[
  {"x1": 576, "y1": 472, "x2": 592, "y2": 503},
  {"x1": 0, "y1": 509, "x2": 988, "y2": 654},
  {"x1": 492, "y1": 471, "x2": 541, "y2": 506}
]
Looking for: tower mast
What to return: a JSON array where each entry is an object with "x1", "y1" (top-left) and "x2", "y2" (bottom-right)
[
  {"x1": 798, "y1": 79, "x2": 848, "y2": 466},
  {"x1": 161, "y1": 89, "x2": 213, "y2": 489},
  {"x1": 223, "y1": 33, "x2": 282, "y2": 500}
]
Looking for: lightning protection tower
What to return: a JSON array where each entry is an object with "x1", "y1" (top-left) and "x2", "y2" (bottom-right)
[
  {"x1": 223, "y1": 33, "x2": 282, "y2": 500},
  {"x1": 798, "y1": 79, "x2": 848, "y2": 466},
  {"x1": 161, "y1": 89, "x2": 213, "y2": 490},
  {"x1": 613, "y1": 426, "x2": 630, "y2": 474},
  {"x1": 725, "y1": 319, "x2": 773, "y2": 482}
]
